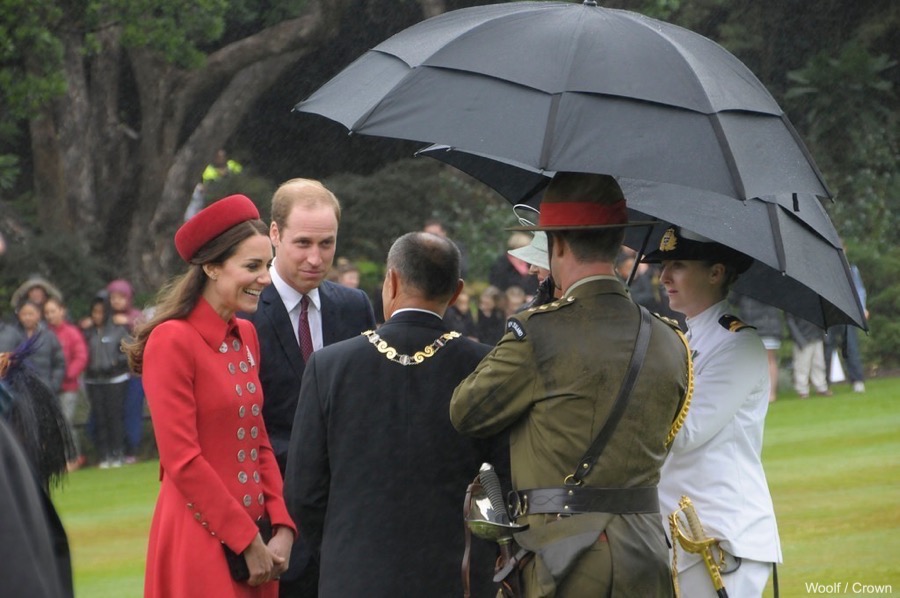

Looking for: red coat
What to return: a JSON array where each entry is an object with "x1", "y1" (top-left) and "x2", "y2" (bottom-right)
[
  {"x1": 143, "y1": 299, "x2": 296, "y2": 598},
  {"x1": 48, "y1": 320, "x2": 88, "y2": 392}
]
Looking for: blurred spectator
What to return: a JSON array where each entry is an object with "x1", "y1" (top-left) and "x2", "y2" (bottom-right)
[
  {"x1": 733, "y1": 293, "x2": 784, "y2": 402},
  {"x1": 825, "y1": 257, "x2": 868, "y2": 393},
  {"x1": 15, "y1": 301, "x2": 65, "y2": 399},
  {"x1": 82, "y1": 292, "x2": 131, "y2": 468},
  {"x1": 443, "y1": 287, "x2": 477, "y2": 339},
  {"x1": 503, "y1": 285, "x2": 527, "y2": 317},
  {"x1": 488, "y1": 232, "x2": 538, "y2": 296},
  {"x1": 10, "y1": 275, "x2": 63, "y2": 313},
  {"x1": 185, "y1": 149, "x2": 243, "y2": 220},
  {"x1": 202, "y1": 148, "x2": 242, "y2": 186},
  {"x1": 106, "y1": 279, "x2": 146, "y2": 464},
  {"x1": 475, "y1": 286, "x2": 506, "y2": 346},
  {"x1": 786, "y1": 314, "x2": 831, "y2": 399},
  {"x1": 336, "y1": 260, "x2": 361, "y2": 289},
  {"x1": 43, "y1": 298, "x2": 89, "y2": 471},
  {"x1": 423, "y1": 218, "x2": 468, "y2": 279},
  {"x1": 0, "y1": 308, "x2": 25, "y2": 352}
]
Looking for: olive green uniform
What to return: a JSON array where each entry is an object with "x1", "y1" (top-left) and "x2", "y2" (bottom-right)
[{"x1": 451, "y1": 277, "x2": 689, "y2": 597}]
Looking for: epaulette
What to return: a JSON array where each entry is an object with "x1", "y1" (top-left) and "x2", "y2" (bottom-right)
[
  {"x1": 506, "y1": 296, "x2": 577, "y2": 340},
  {"x1": 651, "y1": 312, "x2": 682, "y2": 331},
  {"x1": 719, "y1": 314, "x2": 756, "y2": 332}
]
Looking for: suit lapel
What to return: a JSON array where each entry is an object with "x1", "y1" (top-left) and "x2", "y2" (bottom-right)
[
  {"x1": 319, "y1": 282, "x2": 343, "y2": 346},
  {"x1": 260, "y1": 285, "x2": 305, "y2": 378}
]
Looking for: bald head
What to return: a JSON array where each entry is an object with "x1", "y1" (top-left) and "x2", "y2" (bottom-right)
[{"x1": 387, "y1": 232, "x2": 461, "y2": 303}]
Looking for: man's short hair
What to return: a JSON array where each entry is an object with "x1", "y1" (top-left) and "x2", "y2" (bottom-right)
[
  {"x1": 271, "y1": 178, "x2": 342, "y2": 233},
  {"x1": 387, "y1": 232, "x2": 460, "y2": 302}
]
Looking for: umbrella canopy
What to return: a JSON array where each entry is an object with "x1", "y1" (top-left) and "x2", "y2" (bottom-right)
[
  {"x1": 415, "y1": 144, "x2": 865, "y2": 330},
  {"x1": 295, "y1": 1, "x2": 830, "y2": 202}
]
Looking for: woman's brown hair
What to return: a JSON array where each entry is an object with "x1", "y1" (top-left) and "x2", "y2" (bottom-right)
[{"x1": 123, "y1": 219, "x2": 268, "y2": 374}]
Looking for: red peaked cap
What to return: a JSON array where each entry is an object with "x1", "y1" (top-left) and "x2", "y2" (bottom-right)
[{"x1": 175, "y1": 194, "x2": 260, "y2": 262}]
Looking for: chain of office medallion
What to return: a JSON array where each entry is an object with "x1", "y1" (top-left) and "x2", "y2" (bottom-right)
[{"x1": 362, "y1": 330, "x2": 461, "y2": 366}]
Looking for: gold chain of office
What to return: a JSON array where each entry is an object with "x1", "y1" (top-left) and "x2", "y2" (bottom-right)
[{"x1": 362, "y1": 330, "x2": 461, "y2": 366}]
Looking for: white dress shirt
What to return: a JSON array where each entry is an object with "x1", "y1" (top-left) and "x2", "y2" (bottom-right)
[{"x1": 270, "y1": 260, "x2": 323, "y2": 352}]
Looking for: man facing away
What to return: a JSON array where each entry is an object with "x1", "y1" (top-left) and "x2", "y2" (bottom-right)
[
  {"x1": 247, "y1": 178, "x2": 376, "y2": 597},
  {"x1": 284, "y1": 232, "x2": 508, "y2": 597},
  {"x1": 451, "y1": 173, "x2": 691, "y2": 597}
]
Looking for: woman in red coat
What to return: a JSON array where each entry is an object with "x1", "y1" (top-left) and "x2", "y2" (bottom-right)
[{"x1": 125, "y1": 195, "x2": 296, "y2": 597}]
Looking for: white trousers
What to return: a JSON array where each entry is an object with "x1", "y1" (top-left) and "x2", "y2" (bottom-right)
[
  {"x1": 792, "y1": 339, "x2": 828, "y2": 395},
  {"x1": 677, "y1": 557, "x2": 772, "y2": 598}
]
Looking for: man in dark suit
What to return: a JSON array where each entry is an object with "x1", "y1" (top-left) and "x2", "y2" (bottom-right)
[
  {"x1": 284, "y1": 232, "x2": 507, "y2": 597},
  {"x1": 248, "y1": 178, "x2": 376, "y2": 597}
]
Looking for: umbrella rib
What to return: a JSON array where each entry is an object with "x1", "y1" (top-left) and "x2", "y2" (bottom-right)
[
  {"x1": 708, "y1": 112, "x2": 747, "y2": 200},
  {"x1": 781, "y1": 114, "x2": 833, "y2": 199},
  {"x1": 766, "y1": 202, "x2": 787, "y2": 273},
  {"x1": 538, "y1": 94, "x2": 562, "y2": 169}
]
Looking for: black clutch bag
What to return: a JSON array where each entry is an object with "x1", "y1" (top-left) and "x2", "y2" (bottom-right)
[{"x1": 223, "y1": 517, "x2": 273, "y2": 582}]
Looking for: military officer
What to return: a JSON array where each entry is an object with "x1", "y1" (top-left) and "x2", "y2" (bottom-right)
[
  {"x1": 643, "y1": 226, "x2": 782, "y2": 597},
  {"x1": 451, "y1": 172, "x2": 691, "y2": 598}
]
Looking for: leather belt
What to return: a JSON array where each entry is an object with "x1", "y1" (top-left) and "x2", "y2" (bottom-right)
[{"x1": 508, "y1": 486, "x2": 659, "y2": 518}]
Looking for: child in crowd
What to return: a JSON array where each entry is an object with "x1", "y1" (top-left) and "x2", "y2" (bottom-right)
[
  {"x1": 82, "y1": 292, "x2": 131, "y2": 468},
  {"x1": 106, "y1": 279, "x2": 146, "y2": 464}
]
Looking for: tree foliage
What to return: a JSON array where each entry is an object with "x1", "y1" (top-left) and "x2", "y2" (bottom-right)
[
  {"x1": 0, "y1": 0, "x2": 897, "y2": 365},
  {"x1": 786, "y1": 43, "x2": 898, "y2": 250}
]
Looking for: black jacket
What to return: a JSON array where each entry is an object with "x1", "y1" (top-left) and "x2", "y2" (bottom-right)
[
  {"x1": 285, "y1": 311, "x2": 507, "y2": 597},
  {"x1": 83, "y1": 294, "x2": 131, "y2": 381}
]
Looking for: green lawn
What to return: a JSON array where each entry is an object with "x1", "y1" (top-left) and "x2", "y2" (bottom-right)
[{"x1": 52, "y1": 378, "x2": 899, "y2": 597}]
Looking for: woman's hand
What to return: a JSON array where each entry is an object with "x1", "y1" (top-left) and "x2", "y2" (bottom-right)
[
  {"x1": 268, "y1": 526, "x2": 295, "y2": 578},
  {"x1": 243, "y1": 533, "x2": 280, "y2": 587}
]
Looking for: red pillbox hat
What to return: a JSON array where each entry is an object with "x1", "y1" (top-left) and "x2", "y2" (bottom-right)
[{"x1": 175, "y1": 194, "x2": 260, "y2": 262}]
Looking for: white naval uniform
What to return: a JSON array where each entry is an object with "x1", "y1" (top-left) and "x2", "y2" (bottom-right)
[{"x1": 659, "y1": 300, "x2": 782, "y2": 596}]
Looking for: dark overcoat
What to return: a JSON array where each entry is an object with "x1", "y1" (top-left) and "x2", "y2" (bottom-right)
[
  {"x1": 247, "y1": 279, "x2": 376, "y2": 584},
  {"x1": 285, "y1": 311, "x2": 507, "y2": 597}
]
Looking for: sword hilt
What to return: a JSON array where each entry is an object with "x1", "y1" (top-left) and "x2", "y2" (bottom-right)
[
  {"x1": 674, "y1": 496, "x2": 729, "y2": 598},
  {"x1": 477, "y1": 463, "x2": 509, "y2": 525}
]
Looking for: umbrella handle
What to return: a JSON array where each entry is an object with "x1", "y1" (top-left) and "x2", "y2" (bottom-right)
[{"x1": 628, "y1": 225, "x2": 656, "y2": 286}]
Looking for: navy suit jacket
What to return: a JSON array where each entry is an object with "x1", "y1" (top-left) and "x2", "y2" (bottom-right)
[{"x1": 248, "y1": 279, "x2": 376, "y2": 471}]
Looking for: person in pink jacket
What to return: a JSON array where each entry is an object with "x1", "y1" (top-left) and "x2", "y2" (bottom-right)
[{"x1": 43, "y1": 297, "x2": 89, "y2": 471}]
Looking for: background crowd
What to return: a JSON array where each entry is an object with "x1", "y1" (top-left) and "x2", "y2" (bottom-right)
[
  {"x1": 0, "y1": 230, "x2": 868, "y2": 476},
  {"x1": 0, "y1": 274, "x2": 148, "y2": 471}
]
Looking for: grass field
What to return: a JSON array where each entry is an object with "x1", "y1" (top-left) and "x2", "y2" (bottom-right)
[{"x1": 52, "y1": 378, "x2": 899, "y2": 597}]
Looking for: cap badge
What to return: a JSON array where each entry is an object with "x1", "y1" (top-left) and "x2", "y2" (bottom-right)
[{"x1": 659, "y1": 227, "x2": 678, "y2": 252}]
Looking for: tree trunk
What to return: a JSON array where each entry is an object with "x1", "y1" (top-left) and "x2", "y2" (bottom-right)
[
  {"x1": 26, "y1": 0, "x2": 352, "y2": 292},
  {"x1": 126, "y1": 1, "x2": 349, "y2": 291}
]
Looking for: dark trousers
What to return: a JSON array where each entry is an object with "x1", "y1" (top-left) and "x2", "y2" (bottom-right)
[
  {"x1": 278, "y1": 560, "x2": 319, "y2": 598},
  {"x1": 85, "y1": 381, "x2": 127, "y2": 461},
  {"x1": 825, "y1": 325, "x2": 865, "y2": 383},
  {"x1": 123, "y1": 377, "x2": 145, "y2": 455}
]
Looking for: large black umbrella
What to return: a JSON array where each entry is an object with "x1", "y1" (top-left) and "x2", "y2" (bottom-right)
[
  {"x1": 415, "y1": 144, "x2": 866, "y2": 330},
  {"x1": 295, "y1": 1, "x2": 830, "y2": 202}
]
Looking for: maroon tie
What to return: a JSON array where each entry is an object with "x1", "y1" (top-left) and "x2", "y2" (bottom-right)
[{"x1": 298, "y1": 295, "x2": 313, "y2": 362}]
